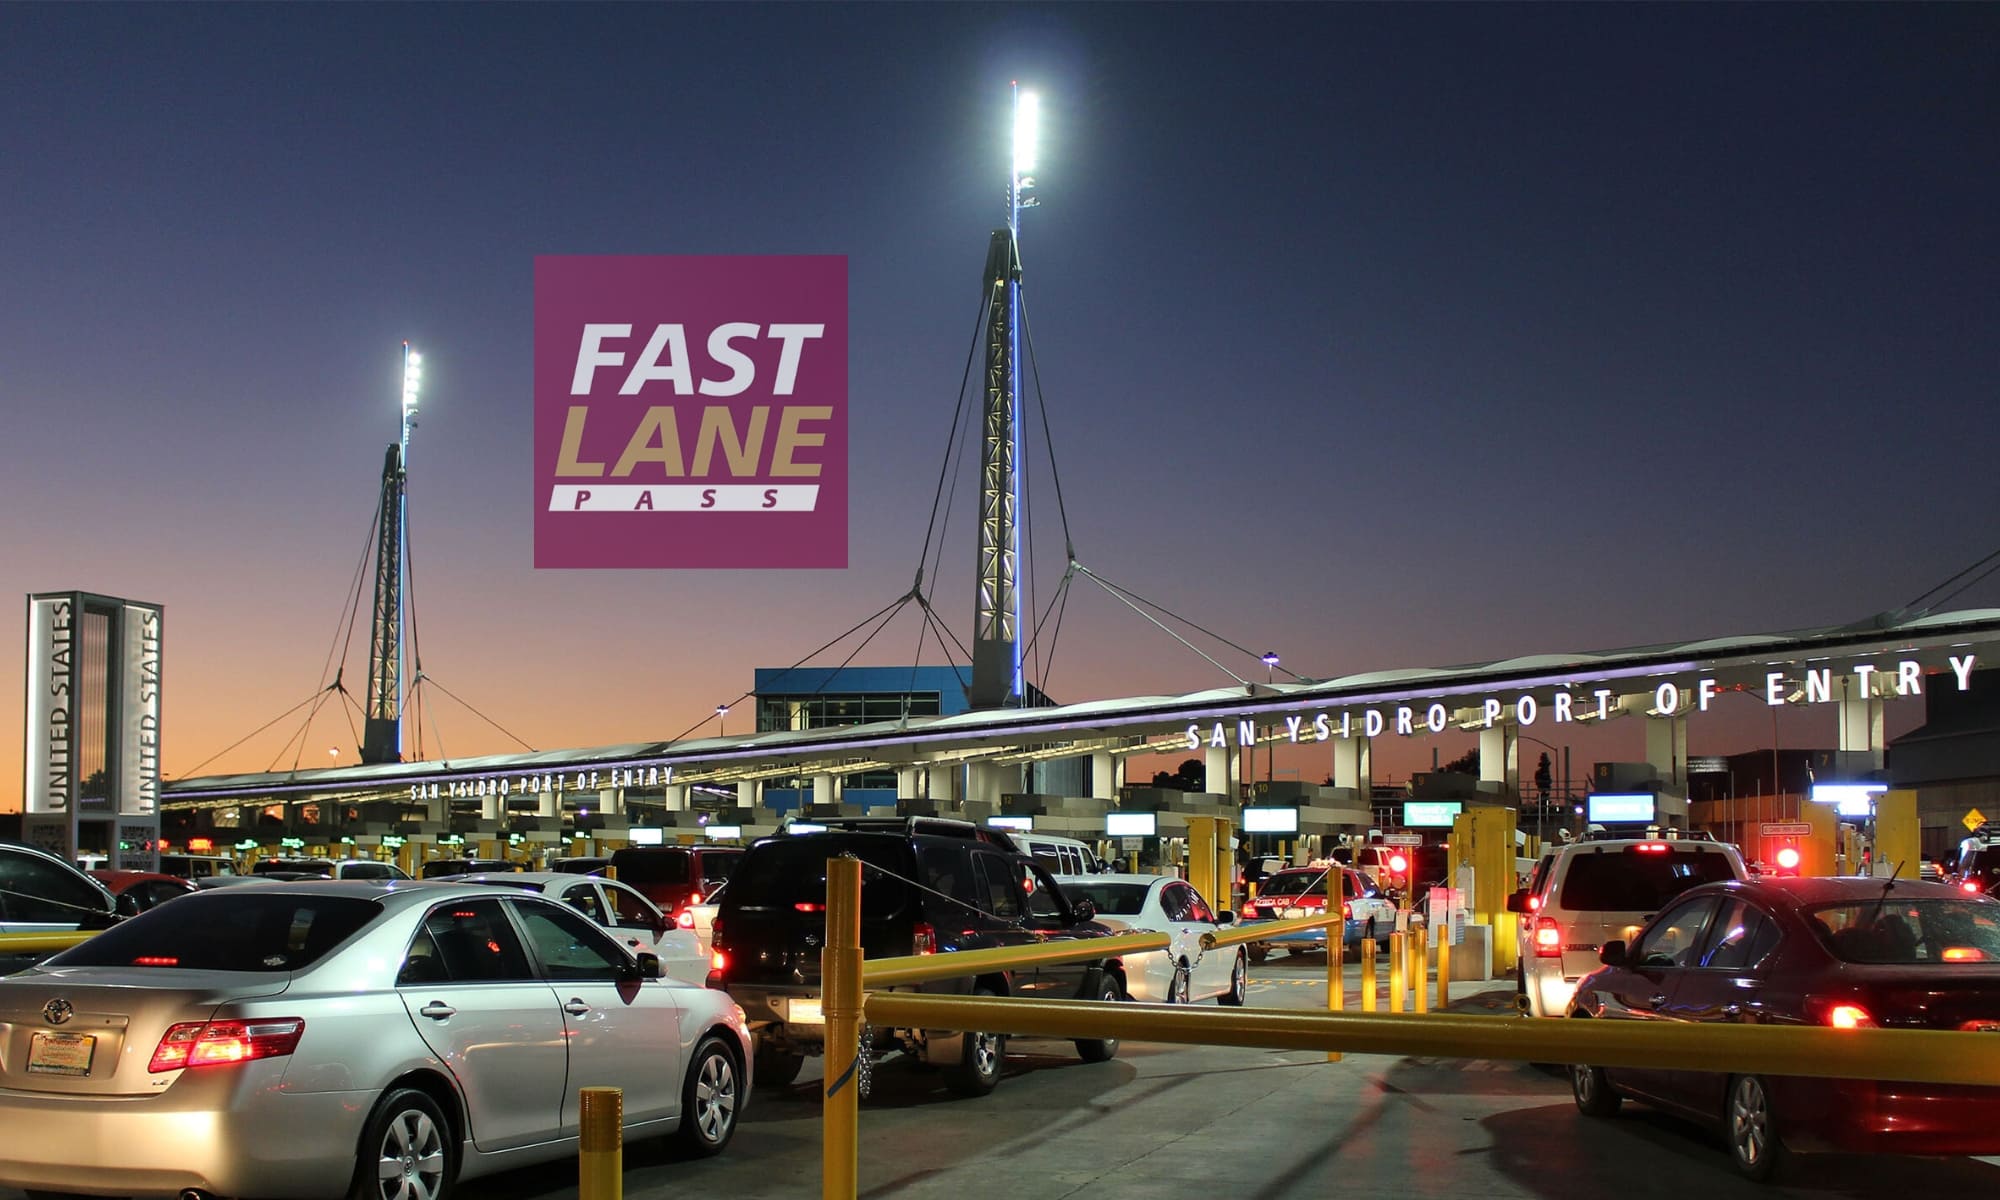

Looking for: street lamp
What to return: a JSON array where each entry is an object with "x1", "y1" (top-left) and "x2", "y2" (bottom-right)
[{"x1": 715, "y1": 705, "x2": 730, "y2": 738}]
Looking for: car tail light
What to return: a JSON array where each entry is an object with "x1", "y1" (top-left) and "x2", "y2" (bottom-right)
[
  {"x1": 794, "y1": 901, "x2": 825, "y2": 913},
  {"x1": 710, "y1": 949, "x2": 728, "y2": 973},
  {"x1": 912, "y1": 922, "x2": 937, "y2": 955},
  {"x1": 688, "y1": 891, "x2": 702, "y2": 908},
  {"x1": 1942, "y1": 946, "x2": 1987, "y2": 962},
  {"x1": 1633, "y1": 843, "x2": 1669, "y2": 853},
  {"x1": 1533, "y1": 917, "x2": 1562, "y2": 957},
  {"x1": 1964, "y1": 881, "x2": 1982, "y2": 895},
  {"x1": 1806, "y1": 997, "x2": 1877, "y2": 1029},
  {"x1": 1341, "y1": 902, "x2": 1352, "y2": 919},
  {"x1": 1527, "y1": 895, "x2": 1542, "y2": 913},
  {"x1": 150, "y1": 1018, "x2": 305, "y2": 1073},
  {"x1": 676, "y1": 909, "x2": 696, "y2": 929}
]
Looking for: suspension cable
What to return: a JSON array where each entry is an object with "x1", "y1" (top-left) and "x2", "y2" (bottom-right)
[
  {"x1": 1076, "y1": 562, "x2": 1314, "y2": 683},
  {"x1": 175, "y1": 690, "x2": 327, "y2": 779},
  {"x1": 413, "y1": 673, "x2": 538, "y2": 753},
  {"x1": 1074, "y1": 564, "x2": 1250, "y2": 686}
]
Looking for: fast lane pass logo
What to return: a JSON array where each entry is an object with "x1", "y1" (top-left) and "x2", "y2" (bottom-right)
[{"x1": 533, "y1": 256, "x2": 848, "y2": 568}]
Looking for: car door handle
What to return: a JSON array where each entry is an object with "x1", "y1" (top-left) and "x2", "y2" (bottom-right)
[
  {"x1": 418, "y1": 1002, "x2": 456, "y2": 1020},
  {"x1": 1648, "y1": 994, "x2": 1668, "y2": 1008},
  {"x1": 1720, "y1": 1004, "x2": 1743, "y2": 1018},
  {"x1": 564, "y1": 998, "x2": 591, "y2": 1015}
]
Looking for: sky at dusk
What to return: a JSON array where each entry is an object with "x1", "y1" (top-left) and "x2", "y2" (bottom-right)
[{"x1": 4, "y1": 4, "x2": 1996, "y2": 809}]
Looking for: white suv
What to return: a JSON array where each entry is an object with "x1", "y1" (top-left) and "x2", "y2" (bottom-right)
[{"x1": 1508, "y1": 832, "x2": 1746, "y2": 1018}]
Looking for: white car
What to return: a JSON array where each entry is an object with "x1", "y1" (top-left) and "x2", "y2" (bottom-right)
[
  {"x1": 446, "y1": 872, "x2": 707, "y2": 984},
  {"x1": 682, "y1": 880, "x2": 725, "y2": 959},
  {"x1": 1054, "y1": 873, "x2": 1247, "y2": 1005}
]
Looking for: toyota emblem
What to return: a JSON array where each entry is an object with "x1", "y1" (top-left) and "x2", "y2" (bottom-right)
[{"x1": 41, "y1": 998, "x2": 73, "y2": 1026}]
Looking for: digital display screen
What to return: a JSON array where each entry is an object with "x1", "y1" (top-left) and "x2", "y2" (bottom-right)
[
  {"x1": 1587, "y1": 793, "x2": 1656, "y2": 824},
  {"x1": 1404, "y1": 801, "x2": 1463, "y2": 828},
  {"x1": 1242, "y1": 807, "x2": 1299, "y2": 833},
  {"x1": 626, "y1": 827, "x2": 665, "y2": 845},
  {"x1": 1105, "y1": 811, "x2": 1157, "y2": 837},
  {"x1": 704, "y1": 825, "x2": 742, "y2": 840},
  {"x1": 1811, "y1": 783, "x2": 1886, "y2": 819},
  {"x1": 987, "y1": 816, "x2": 1033, "y2": 831}
]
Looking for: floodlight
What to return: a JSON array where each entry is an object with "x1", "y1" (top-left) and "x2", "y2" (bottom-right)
[{"x1": 1013, "y1": 90, "x2": 1040, "y2": 175}]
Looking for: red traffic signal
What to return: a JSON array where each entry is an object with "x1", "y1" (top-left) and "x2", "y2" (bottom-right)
[
  {"x1": 1774, "y1": 845, "x2": 1802, "y2": 875},
  {"x1": 1387, "y1": 852, "x2": 1409, "y2": 875}
]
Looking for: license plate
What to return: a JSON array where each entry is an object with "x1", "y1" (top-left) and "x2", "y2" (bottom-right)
[
  {"x1": 27, "y1": 1031, "x2": 96, "y2": 1077},
  {"x1": 787, "y1": 997, "x2": 824, "y2": 1025}
]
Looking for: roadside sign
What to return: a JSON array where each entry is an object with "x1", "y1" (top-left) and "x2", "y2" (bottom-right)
[
  {"x1": 1965, "y1": 809, "x2": 1988, "y2": 833},
  {"x1": 1761, "y1": 822, "x2": 1812, "y2": 836},
  {"x1": 1381, "y1": 833, "x2": 1424, "y2": 846}
]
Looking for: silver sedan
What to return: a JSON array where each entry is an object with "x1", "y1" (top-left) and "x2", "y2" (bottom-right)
[{"x1": 0, "y1": 880, "x2": 751, "y2": 1200}]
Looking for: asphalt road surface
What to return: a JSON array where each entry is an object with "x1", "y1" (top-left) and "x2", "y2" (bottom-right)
[{"x1": 11, "y1": 953, "x2": 1998, "y2": 1199}]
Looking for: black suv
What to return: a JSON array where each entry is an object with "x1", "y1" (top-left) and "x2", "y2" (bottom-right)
[{"x1": 711, "y1": 817, "x2": 1126, "y2": 1096}]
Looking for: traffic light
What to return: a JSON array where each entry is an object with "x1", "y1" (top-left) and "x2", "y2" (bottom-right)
[
  {"x1": 1384, "y1": 851, "x2": 1410, "y2": 898},
  {"x1": 1773, "y1": 844, "x2": 1803, "y2": 877}
]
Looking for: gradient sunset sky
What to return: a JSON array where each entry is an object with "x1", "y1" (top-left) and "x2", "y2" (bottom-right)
[{"x1": 5, "y1": 5, "x2": 1996, "y2": 809}]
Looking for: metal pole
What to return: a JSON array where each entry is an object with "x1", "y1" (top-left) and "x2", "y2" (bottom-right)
[
  {"x1": 578, "y1": 1087, "x2": 622, "y2": 1200},
  {"x1": 822, "y1": 855, "x2": 863, "y2": 1200},
  {"x1": 1326, "y1": 901, "x2": 1343, "y2": 1063},
  {"x1": 1387, "y1": 931, "x2": 1406, "y2": 1014},
  {"x1": 1360, "y1": 937, "x2": 1377, "y2": 1013},
  {"x1": 1436, "y1": 927, "x2": 1451, "y2": 1011},
  {"x1": 1412, "y1": 923, "x2": 1429, "y2": 1015}
]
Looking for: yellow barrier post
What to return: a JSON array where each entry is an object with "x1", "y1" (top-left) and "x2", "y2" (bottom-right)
[
  {"x1": 1325, "y1": 921, "x2": 1343, "y2": 1063},
  {"x1": 1388, "y1": 931, "x2": 1405, "y2": 1013},
  {"x1": 1360, "y1": 937, "x2": 1377, "y2": 1012},
  {"x1": 1412, "y1": 924, "x2": 1429, "y2": 1014},
  {"x1": 578, "y1": 1086, "x2": 621, "y2": 1200},
  {"x1": 823, "y1": 855, "x2": 863, "y2": 1200},
  {"x1": 1187, "y1": 816, "x2": 1218, "y2": 912},
  {"x1": 1436, "y1": 929, "x2": 1451, "y2": 1011}
]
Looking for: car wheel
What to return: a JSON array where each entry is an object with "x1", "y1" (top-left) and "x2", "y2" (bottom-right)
[
  {"x1": 753, "y1": 1043, "x2": 805, "y2": 1088},
  {"x1": 1167, "y1": 961, "x2": 1192, "y2": 1005},
  {"x1": 1727, "y1": 1074, "x2": 1788, "y2": 1182},
  {"x1": 942, "y1": 987, "x2": 1006, "y2": 1097},
  {"x1": 1075, "y1": 974, "x2": 1124, "y2": 1062},
  {"x1": 1248, "y1": 944, "x2": 1269, "y2": 965},
  {"x1": 350, "y1": 1087, "x2": 452, "y2": 1200},
  {"x1": 675, "y1": 1036, "x2": 740, "y2": 1157},
  {"x1": 1218, "y1": 951, "x2": 1248, "y2": 1007},
  {"x1": 1572, "y1": 1064, "x2": 1622, "y2": 1117}
]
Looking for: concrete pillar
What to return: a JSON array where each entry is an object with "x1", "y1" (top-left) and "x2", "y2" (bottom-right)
[
  {"x1": 1644, "y1": 713, "x2": 1690, "y2": 794},
  {"x1": 1876, "y1": 790, "x2": 1919, "y2": 877},
  {"x1": 813, "y1": 773, "x2": 837, "y2": 811},
  {"x1": 1204, "y1": 745, "x2": 1230, "y2": 801},
  {"x1": 1479, "y1": 725, "x2": 1519, "y2": 798},
  {"x1": 537, "y1": 787, "x2": 558, "y2": 819},
  {"x1": 1333, "y1": 736, "x2": 1372, "y2": 798},
  {"x1": 736, "y1": 780, "x2": 758, "y2": 810},
  {"x1": 598, "y1": 788, "x2": 623, "y2": 816},
  {"x1": 479, "y1": 794, "x2": 499, "y2": 821},
  {"x1": 1837, "y1": 675, "x2": 1887, "y2": 770},
  {"x1": 895, "y1": 768, "x2": 921, "y2": 800},
  {"x1": 1092, "y1": 752, "x2": 1116, "y2": 801},
  {"x1": 664, "y1": 784, "x2": 689, "y2": 812},
  {"x1": 425, "y1": 796, "x2": 446, "y2": 825}
]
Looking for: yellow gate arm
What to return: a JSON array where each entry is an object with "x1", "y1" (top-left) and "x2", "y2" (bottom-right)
[
  {"x1": 1200, "y1": 911, "x2": 1341, "y2": 951},
  {"x1": 863, "y1": 930, "x2": 1168, "y2": 988},
  {"x1": 0, "y1": 931, "x2": 98, "y2": 954}
]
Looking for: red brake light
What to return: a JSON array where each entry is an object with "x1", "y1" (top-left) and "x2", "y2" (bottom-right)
[
  {"x1": 1633, "y1": 843, "x2": 1669, "y2": 853},
  {"x1": 150, "y1": 1018, "x2": 305, "y2": 1073},
  {"x1": 688, "y1": 891, "x2": 702, "y2": 907},
  {"x1": 1810, "y1": 999, "x2": 1875, "y2": 1029},
  {"x1": 794, "y1": 901, "x2": 825, "y2": 913},
  {"x1": 1942, "y1": 946, "x2": 1987, "y2": 962},
  {"x1": 912, "y1": 922, "x2": 937, "y2": 955},
  {"x1": 1526, "y1": 895, "x2": 1542, "y2": 913},
  {"x1": 1963, "y1": 881, "x2": 1982, "y2": 894},
  {"x1": 1533, "y1": 917, "x2": 1562, "y2": 957},
  {"x1": 1341, "y1": 902, "x2": 1352, "y2": 919},
  {"x1": 675, "y1": 909, "x2": 695, "y2": 929},
  {"x1": 133, "y1": 956, "x2": 179, "y2": 967},
  {"x1": 710, "y1": 949, "x2": 727, "y2": 972}
]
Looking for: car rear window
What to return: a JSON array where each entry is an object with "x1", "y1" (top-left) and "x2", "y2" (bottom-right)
[
  {"x1": 51, "y1": 893, "x2": 380, "y2": 972},
  {"x1": 1963, "y1": 849, "x2": 2000, "y2": 885},
  {"x1": 1058, "y1": 881, "x2": 1150, "y2": 916},
  {"x1": 1809, "y1": 898, "x2": 2000, "y2": 964},
  {"x1": 725, "y1": 837, "x2": 914, "y2": 920},
  {"x1": 611, "y1": 849, "x2": 691, "y2": 886},
  {"x1": 1260, "y1": 870, "x2": 1328, "y2": 898},
  {"x1": 1557, "y1": 849, "x2": 1736, "y2": 911}
]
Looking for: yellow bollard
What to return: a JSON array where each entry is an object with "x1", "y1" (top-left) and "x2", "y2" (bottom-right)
[
  {"x1": 1412, "y1": 925, "x2": 1429, "y2": 1014},
  {"x1": 578, "y1": 1086, "x2": 622, "y2": 1200},
  {"x1": 1326, "y1": 924, "x2": 1343, "y2": 1062},
  {"x1": 1360, "y1": 937, "x2": 1377, "y2": 1012},
  {"x1": 1388, "y1": 932, "x2": 1406, "y2": 1014},
  {"x1": 1436, "y1": 931, "x2": 1451, "y2": 1012},
  {"x1": 823, "y1": 856, "x2": 863, "y2": 1200}
]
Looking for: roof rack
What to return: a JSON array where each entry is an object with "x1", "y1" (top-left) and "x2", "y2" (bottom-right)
[
  {"x1": 779, "y1": 815, "x2": 991, "y2": 841},
  {"x1": 1575, "y1": 826, "x2": 1716, "y2": 844}
]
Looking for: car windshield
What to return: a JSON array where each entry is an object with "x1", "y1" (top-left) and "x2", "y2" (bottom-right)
[
  {"x1": 50, "y1": 893, "x2": 380, "y2": 972},
  {"x1": 1260, "y1": 870, "x2": 1328, "y2": 898},
  {"x1": 1057, "y1": 882, "x2": 1151, "y2": 916},
  {"x1": 1557, "y1": 848, "x2": 1736, "y2": 911},
  {"x1": 1808, "y1": 897, "x2": 2000, "y2": 964},
  {"x1": 610, "y1": 849, "x2": 691, "y2": 885}
]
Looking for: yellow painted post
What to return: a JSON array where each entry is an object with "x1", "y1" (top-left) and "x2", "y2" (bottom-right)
[
  {"x1": 1875, "y1": 790, "x2": 1920, "y2": 879},
  {"x1": 1388, "y1": 931, "x2": 1406, "y2": 1013},
  {"x1": 1412, "y1": 924, "x2": 1429, "y2": 1014},
  {"x1": 1360, "y1": 937, "x2": 1378, "y2": 1012},
  {"x1": 1186, "y1": 816, "x2": 1218, "y2": 911},
  {"x1": 578, "y1": 1086, "x2": 622, "y2": 1200},
  {"x1": 822, "y1": 855, "x2": 863, "y2": 1200},
  {"x1": 1436, "y1": 930, "x2": 1451, "y2": 1011},
  {"x1": 1128, "y1": 850, "x2": 1139, "y2": 873},
  {"x1": 1456, "y1": 805, "x2": 1520, "y2": 973},
  {"x1": 1214, "y1": 817, "x2": 1235, "y2": 914},
  {"x1": 1803, "y1": 801, "x2": 1840, "y2": 877},
  {"x1": 1326, "y1": 920, "x2": 1343, "y2": 1062}
]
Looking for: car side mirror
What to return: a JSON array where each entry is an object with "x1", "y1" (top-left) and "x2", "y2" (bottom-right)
[
  {"x1": 115, "y1": 893, "x2": 142, "y2": 918},
  {"x1": 635, "y1": 950, "x2": 662, "y2": 980},
  {"x1": 1505, "y1": 890, "x2": 1529, "y2": 914},
  {"x1": 1598, "y1": 940, "x2": 1627, "y2": 967},
  {"x1": 1069, "y1": 898, "x2": 1097, "y2": 925},
  {"x1": 1216, "y1": 910, "x2": 1236, "y2": 925}
]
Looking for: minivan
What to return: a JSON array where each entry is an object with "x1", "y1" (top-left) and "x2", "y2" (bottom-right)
[{"x1": 609, "y1": 845, "x2": 743, "y2": 918}]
